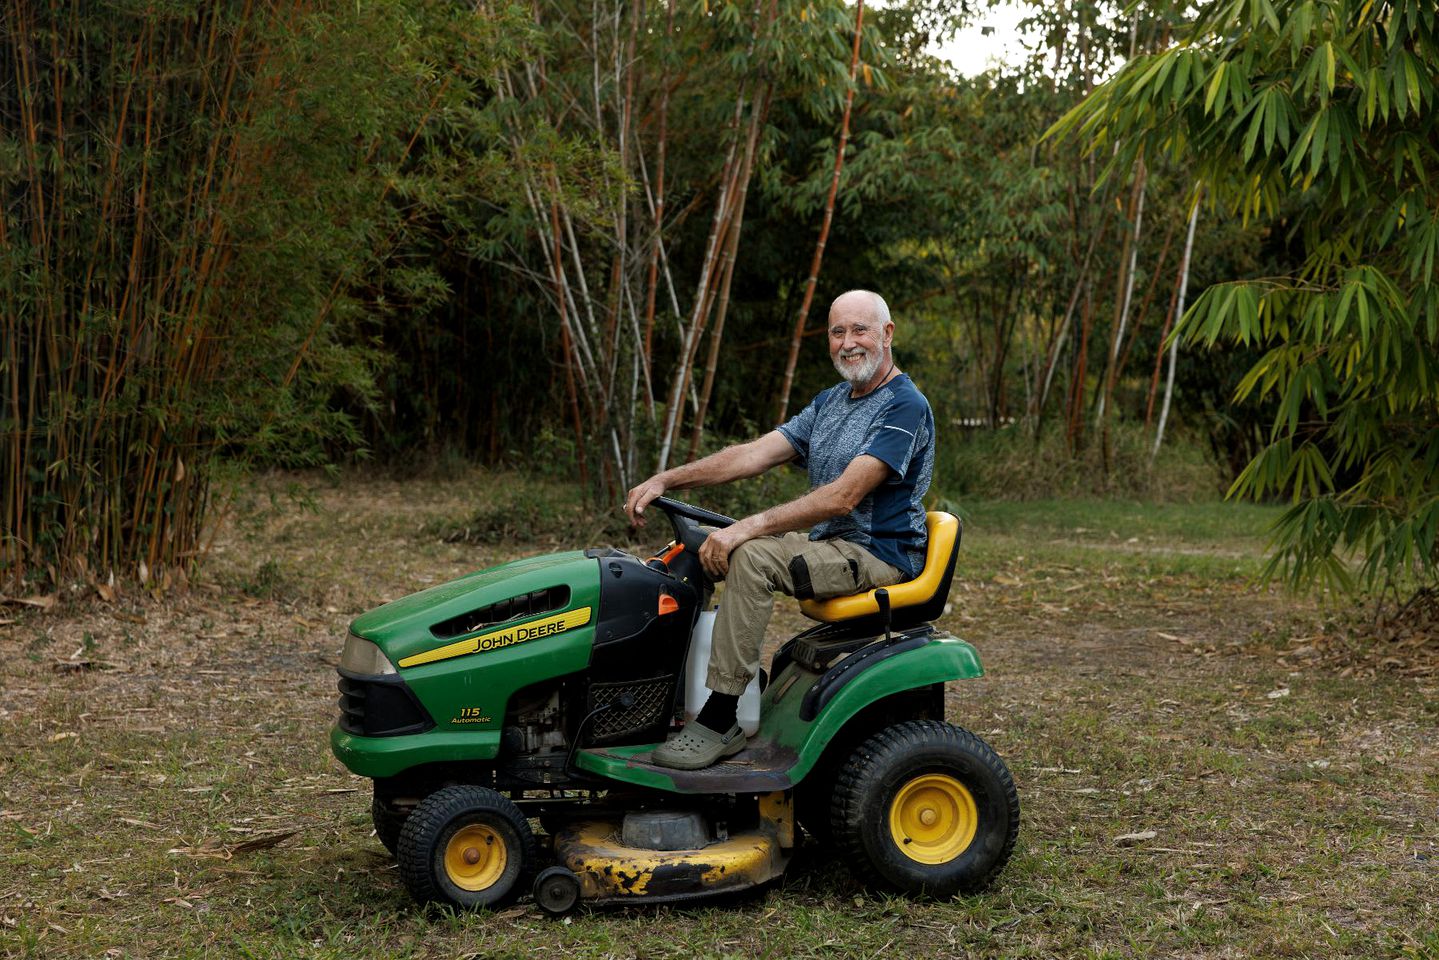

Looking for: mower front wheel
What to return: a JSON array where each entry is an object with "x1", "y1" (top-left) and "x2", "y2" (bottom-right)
[
  {"x1": 397, "y1": 785, "x2": 537, "y2": 909},
  {"x1": 371, "y1": 790, "x2": 408, "y2": 857},
  {"x1": 831, "y1": 720, "x2": 1018, "y2": 898}
]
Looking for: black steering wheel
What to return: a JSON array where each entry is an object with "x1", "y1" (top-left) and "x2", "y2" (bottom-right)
[{"x1": 651, "y1": 496, "x2": 736, "y2": 554}]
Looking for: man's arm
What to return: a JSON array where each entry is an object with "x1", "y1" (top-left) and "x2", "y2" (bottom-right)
[
  {"x1": 624, "y1": 430, "x2": 797, "y2": 526},
  {"x1": 696, "y1": 454, "x2": 891, "y2": 578}
]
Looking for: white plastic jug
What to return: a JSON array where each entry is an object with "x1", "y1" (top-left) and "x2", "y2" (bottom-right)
[{"x1": 683, "y1": 606, "x2": 762, "y2": 736}]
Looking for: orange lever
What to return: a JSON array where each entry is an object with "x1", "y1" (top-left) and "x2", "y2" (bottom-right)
[
  {"x1": 657, "y1": 593, "x2": 679, "y2": 616},
  {"x1": 647, "y1": 542, "x2": 685, "y2": 567}
]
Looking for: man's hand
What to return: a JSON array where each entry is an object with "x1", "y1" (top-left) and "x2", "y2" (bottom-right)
[
  {"x1": 624, "y1": 476, "x2": 668, "y2": 527},
  {"x1": 697, "y1": 524, "x2": 752, "y2": 579}
]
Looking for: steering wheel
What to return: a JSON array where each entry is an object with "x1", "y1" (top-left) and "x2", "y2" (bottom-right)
[{"x1": 651, "y1": 496, "x2": 736, "y2": 554}]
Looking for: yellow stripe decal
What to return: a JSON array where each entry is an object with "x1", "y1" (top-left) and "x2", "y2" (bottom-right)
[{"x1": 399, "y1": 606, "x2": 593, "y2": 668}]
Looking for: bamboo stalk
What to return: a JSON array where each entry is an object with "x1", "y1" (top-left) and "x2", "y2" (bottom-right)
[
  {"x1": 659, "y1": 190, "x2": 739, "y2": 468},
  {"x1": 641, "y1": 0, "x2": 676, "y2": 413},
  {"x1": 1095, "y1": 158, "x2": 1147, "y2": 428},
  {"x1": 656, "y1": 88, "x2": 748, "y2": 471},
  {"x1": 1113, "y1": 206, "x2": 1179, "y2": 390},
  {"x1": 1152, "y1": 192, "x2": 1202, "y2": 460},
  {"x1": 987, "y1": 283, "x2": 1022, "y2": 426},
  {"x1": 1035, "y1": 218, "x2": 1108, "y2": 420},
  {"x1": 688, "y1": 84, "x2": 770, "y2": 459},
  {"x1": 554, "y1": 200, "x2": 592, "y2": 492},
  {"x1": 774, "y1": 0, "x2": 865, "y2": 426},
  {"x1": 1066, "y1": 282, "x2": 1094, "y2": 452}
]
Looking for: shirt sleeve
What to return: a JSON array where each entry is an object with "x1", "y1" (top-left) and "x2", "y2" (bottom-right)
[
  {"x1": 776, "y1": 389, "x2": 825, "y2": 467},
  {"x1": 861, "y1": 391, "x2": 929, "y2": 481}
]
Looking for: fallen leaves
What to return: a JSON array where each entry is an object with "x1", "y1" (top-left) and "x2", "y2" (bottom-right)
[
  {"x1": 1114, "y1": 830, "x2": 1158, "y2": 846},
  {"x1": 52, "y1": 658, "x2": 125, "y2": 673},
  {"x1": 168, "y1": 829, "x2": 299, "y2": 860},
  {"x1": 1, "y1": 594, "x2": 56, "y2": 610}
]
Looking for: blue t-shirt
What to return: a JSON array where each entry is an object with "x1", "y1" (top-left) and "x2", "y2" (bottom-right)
[{"x1": 777, "y1": 374, "x2": 934, "y2": 577}]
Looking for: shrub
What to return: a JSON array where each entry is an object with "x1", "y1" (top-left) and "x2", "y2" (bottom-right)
[{"x1": 935, "y1": 421, "x2": 1225, "y2": 503}]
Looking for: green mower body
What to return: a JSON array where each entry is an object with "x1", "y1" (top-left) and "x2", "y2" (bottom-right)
[{"x1": 330, "y1": 498, "x2": 1017, "y2": 912}]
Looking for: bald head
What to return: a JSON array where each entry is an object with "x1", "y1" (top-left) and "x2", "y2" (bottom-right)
[{"x1": 831, "y1": 290, "x2": 891, "y2": 328}]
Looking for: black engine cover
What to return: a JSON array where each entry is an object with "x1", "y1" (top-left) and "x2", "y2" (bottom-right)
[{"x1": 582, "y1": 551, "x2": 702, "y2": 745}]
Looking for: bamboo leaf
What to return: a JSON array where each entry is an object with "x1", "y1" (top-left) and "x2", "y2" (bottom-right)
[
  {"x1": 1393, "y1": 54, "x2": 1410, "y2": 120},
  {"x1": 1404, "y1": 52, "x2": 1421, "y2": 113},
  {"x1": 1206, "y1": 60, "x2": 1230, "y2": 114}
]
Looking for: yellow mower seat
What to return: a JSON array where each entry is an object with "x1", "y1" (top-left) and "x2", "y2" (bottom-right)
[{"x1": 799, "y1": 511, "x2": 961, "y2": 624}]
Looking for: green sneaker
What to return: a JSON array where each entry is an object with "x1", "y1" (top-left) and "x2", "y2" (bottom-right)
[{"x1": 650, "y1": 722, "x2": 747, "y2": 771}]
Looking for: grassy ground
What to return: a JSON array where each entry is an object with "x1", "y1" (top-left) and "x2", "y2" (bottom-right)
[{"x1": 1, "y1": 472, "x2": 1436, "y2": 959}]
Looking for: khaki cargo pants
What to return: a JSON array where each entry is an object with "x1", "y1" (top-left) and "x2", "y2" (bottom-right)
[{"x1": 707, "y1": 532, "x2": 903, "y2": 696}]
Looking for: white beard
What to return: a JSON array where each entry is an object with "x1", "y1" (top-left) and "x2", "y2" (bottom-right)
[{"x1": 833, "y1": 348, "x2": 883, "y2": 386}]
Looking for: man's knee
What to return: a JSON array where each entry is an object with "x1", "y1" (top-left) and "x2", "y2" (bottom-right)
[{"x1": 728, "y1": 538, "x2": 780, "y2": 581}]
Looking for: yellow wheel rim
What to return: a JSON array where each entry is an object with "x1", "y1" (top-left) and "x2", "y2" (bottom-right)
[
  {"x1": 888, "y1": 774, "x2": 978, "y2": 864},
  {"x1": 443, "y1": 824, "x2": 508, "y2": 891}
]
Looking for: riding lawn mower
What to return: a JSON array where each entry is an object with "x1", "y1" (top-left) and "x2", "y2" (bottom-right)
[{"x1": 330, "y1": 497, "x2": 1018, "y2": 914}]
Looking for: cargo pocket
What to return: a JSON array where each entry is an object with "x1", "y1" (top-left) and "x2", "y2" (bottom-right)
[{"x1": 788, "y1": 541, "x2": 861, "y2": 600}]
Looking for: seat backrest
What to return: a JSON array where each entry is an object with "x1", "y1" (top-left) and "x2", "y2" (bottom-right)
[{"x1": 798, "y1": 511, "x2": 961, "y2": 625}]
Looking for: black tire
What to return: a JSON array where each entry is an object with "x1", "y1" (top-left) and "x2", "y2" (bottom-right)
[
  {"x1": 831, "y1": 720, "x2": 1018, "y2": 898},
  {"x1": 397, "y1": 785, "x2": 538, "y2": 909},
  {"x1": 371, "y1": 790, "x2": 407, "y2": 857}
]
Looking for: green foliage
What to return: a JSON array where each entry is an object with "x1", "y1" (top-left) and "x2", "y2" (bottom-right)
[
  {"x1": 0, "y1": 0, "x2": 1317, "y2": 590},
  {"x1": 0, "y1": 1, "x2": 529, "y2": 586},
  {"x1": 1052, "y1": 0, "x2": 1439, "y2": 593},
  {"x1": 422, "y1": 475, "x2": 635, "y2": 547},
  {"x1": 360, "y1": 0, "x2": 887, "y2": 493}
]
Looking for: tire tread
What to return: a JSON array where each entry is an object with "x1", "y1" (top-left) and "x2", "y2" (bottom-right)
[
  {"x1": 830, "y1": 719, "x2": 1019, "y2": 897},
  {"x1": 397, "y1": 784, "x2": 537, "y2": 909}
]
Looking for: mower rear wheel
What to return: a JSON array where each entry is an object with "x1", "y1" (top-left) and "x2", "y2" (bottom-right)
[
  {"x1": 397, "y1": 785, "x2": 537, "y2": 909},
  {"x1": 831, "y1": 720, "x2": 1018, "y2": 898}
]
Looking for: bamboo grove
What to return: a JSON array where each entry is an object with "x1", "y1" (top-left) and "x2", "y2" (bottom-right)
[
  {"x1": 7, "y1": 0, "x2": 1431, "y2": 594},
  {"x1": 0, "y1": 1, "x2": 529, "y2": 588},
  {"x1": 1055, "y1": 0, "x2": 1439, "y2": 592}
]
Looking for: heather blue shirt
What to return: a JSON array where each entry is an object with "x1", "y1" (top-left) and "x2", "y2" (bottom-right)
[{"x1": 777, "y1": 374, "x2": 934, "y2": 577}]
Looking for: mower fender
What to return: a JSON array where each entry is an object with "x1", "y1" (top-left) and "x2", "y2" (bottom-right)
[{"x1": 772, "y1": 633, "x2": 982, "y2": 783}]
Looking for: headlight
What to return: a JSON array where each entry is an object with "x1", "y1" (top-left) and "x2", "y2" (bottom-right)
[{"x1": 339, "y1": 634, "x2": 397, "y2": 676}]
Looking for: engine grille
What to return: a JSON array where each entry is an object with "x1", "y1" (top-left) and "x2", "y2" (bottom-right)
[
  {"x1": 337, "y1": 672, "x2": 434, "y2": 737},
  {"x1": 585, "y1": 675, "x2": 676, "y2": 744}
]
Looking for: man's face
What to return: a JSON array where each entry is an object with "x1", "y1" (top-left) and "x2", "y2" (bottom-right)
[{"x1": 829, "y1": 306, "x2": 891, "y2": 387}]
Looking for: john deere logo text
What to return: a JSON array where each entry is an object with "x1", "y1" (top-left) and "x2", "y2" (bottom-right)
[{"x1": 398, "y1": 606, "x2": 593, "y2": 668}]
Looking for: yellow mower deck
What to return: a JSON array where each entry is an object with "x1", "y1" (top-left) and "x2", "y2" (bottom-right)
[{"x1": 552, "y1": 793, "x2": 795, "y2": 904}]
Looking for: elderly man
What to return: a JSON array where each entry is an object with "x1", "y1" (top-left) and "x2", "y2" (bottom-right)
[{"x1": 623, "y1": 289, "x2": 935, "y2": 770}]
